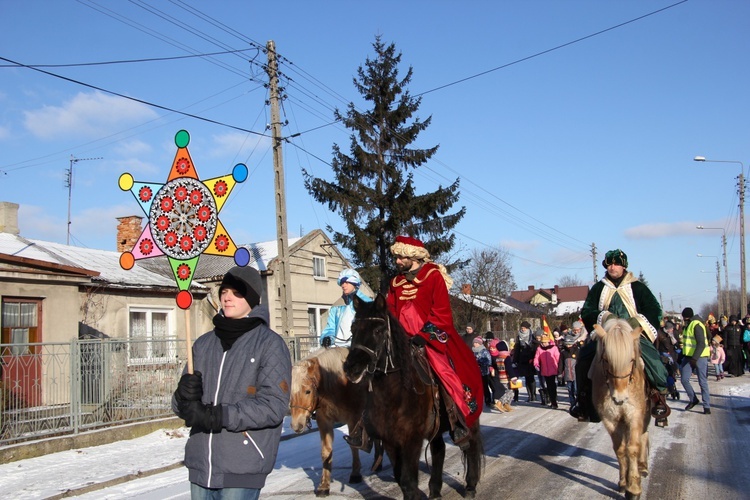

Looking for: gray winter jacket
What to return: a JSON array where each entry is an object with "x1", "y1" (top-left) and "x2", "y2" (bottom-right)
[{"x1": 171, "y1": 303, "x2": 291, "y2": 489}]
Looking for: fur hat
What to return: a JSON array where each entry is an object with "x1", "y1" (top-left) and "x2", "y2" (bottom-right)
[
  {"x1": 572, "y1": 320, "x2": 583, "y2": 330},
  {"x1": 563, "y1": 333, "x2": 578, "y2": 346},
  {"x1": 602, "y1": 249, "x2": 628, "y2": 269},
  {"x1": 219, "y1": 266, "x2": 263, "y2": 307},
  {"x1": 520, "y1": 320, "x2": 531, "y2": 329},
  {"x1": 337, "y1": 268, "x2": 362, "y2": 287},
  {"x1": 390, "y1": 235, "x2": 430, "y2": 260}
]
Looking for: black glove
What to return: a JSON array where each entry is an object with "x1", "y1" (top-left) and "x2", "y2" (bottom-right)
[
  {"x1": 175, "y1": 371, "x2": 203, "y2": 402},
  {"x1": 411, "y1": 335, "x2": 427, "y2": 347},
  {"x1": 179, "y1": 400, "x2": 223, "y2": 432},
  {"x1": 689, "y1": 358, "x2": 697, "y2": 369},
  {"x1": 321, "y1": 336, "x2": 332, "y2": 348}
]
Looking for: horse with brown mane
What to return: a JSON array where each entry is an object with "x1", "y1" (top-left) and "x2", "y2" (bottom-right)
[
  {"x1": 591, "y1": 318, "x2": 653, "y2": 500},
  {"x1": 290, "y1": 347, "x2": 383, "y2": 496},
  {"x1": 343, "y1": 294, "x2": 483, "y2": 500}
]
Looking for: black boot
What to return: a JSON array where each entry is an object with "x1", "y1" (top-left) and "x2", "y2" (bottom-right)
[
  {"x1": 569, "y1": 390, "x2": 591, "y2": 421},
  {"x1": 528, "y1": 380, "x2": 537, "y2": 402},
  {"x1": 539, "y1": 388, "x2": 549, "y2": 406},
  {"x1": 343, "y1": 419, "x2": 372, "y2": 453}
]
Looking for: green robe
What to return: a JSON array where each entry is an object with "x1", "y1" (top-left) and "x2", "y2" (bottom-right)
[{"x1": 578, "y1": 272, "x2": 667, "y2": 392}]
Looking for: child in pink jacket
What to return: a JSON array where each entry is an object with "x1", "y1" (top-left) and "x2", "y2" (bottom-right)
[
  {"x1": 533, "y1": 332, "x2": 561, "y2": 408},
  {"x1": 710, "y1": 335, "x2": 726, "y2": 381}
]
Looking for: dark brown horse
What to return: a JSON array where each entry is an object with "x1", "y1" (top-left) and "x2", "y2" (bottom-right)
[
  {"x1": 290, "y1": 347, "x2": 383, "y2": 496},
  {"x1": 343, "y1": 294, "x2": 483, "y2": 500},
  {"x1": 591, "y1": 319, "x2": 652, "y2": 500}
]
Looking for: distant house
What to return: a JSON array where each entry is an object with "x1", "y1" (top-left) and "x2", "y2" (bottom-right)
[
  {"x1": 451, "y1": 284, "x2": 544, "y2": 341},
  {"x1": 510, "y1": 284, "x2": 589, "y2": 320}
]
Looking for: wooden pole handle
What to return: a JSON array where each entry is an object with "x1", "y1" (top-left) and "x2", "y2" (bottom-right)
[{"x1": 185, "y1": 308, "x2": 194, "y2": 374}]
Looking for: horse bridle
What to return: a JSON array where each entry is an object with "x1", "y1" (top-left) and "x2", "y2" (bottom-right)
[
  {"x1": 601, "y1": 355, "x2": 636, "y2": 386},
  {"x1": 290, "y1": 376, "x2": 318, "y2": 429},
  {"x1": 349, "y1": 315, "x2": 398, "y2": 379}
]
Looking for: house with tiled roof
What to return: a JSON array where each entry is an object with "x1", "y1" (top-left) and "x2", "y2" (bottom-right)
[{"x1": 509, "y1": 284, "x2": 589, "y2": 318}]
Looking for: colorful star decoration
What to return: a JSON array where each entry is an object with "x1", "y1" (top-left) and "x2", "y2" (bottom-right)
[{"x1": 118, "y1": 129, "x2": 250, "y2": 309}]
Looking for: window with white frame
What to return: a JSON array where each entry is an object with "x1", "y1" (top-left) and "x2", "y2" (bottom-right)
[
  {"x1": 307, "y1": 305, "x2": 329, "y2": 338},
  {"x1": 312, "y1": 255, "x2": 326, "y2": 279},
  {"x1": 128, "y1": 307, "x2": 175, "y2": 363}
]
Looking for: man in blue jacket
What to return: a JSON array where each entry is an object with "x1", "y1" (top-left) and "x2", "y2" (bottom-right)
[
  {"x1": 173, "y1": 266, "x2": 291, "y2": 499},
  {"x1": 320, "y1": 269, "x2": 373, "y2": 348}
]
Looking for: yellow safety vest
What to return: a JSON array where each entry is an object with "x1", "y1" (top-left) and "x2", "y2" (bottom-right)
[{"x1": 683, "y1": 319, "x2": 710, "y2": 357}]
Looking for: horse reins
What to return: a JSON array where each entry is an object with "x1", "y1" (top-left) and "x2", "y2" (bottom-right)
[
  {"x1": 349, "y1": 315, "x2": 398, "y2": 385},
  {"x1": 290, "y1": 376, "x2": 318, "y2": 429}
]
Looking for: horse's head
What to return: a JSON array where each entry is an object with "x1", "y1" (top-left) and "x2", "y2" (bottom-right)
[
  {"x1": 290, "y1": 358, "x2": 319, "y2": 433},
  {"x1": 594, "y1": 318, "x2": 643, "y2": 405},
  {"x1": 343, "y1": 293, "x2": 392, "y2": 384}
]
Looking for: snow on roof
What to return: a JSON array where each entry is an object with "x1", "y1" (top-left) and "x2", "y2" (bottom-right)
[
  {"x1": 453, "y1": 293, "x2": 520, "y2": 314},
  {"x1": 554, "y1": 300, "x2": 585, "y2": 316},
  {"x1": 1, "y1": 233, "x2": 304, "y2": 289}
]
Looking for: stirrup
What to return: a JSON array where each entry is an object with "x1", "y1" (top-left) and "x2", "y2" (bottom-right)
[
  {"x1": 650, "y1": 391, "x2": 671, "y2": 419},
  {"x1": 343, "y1": 433, "x2": 373, "y2": 453}
]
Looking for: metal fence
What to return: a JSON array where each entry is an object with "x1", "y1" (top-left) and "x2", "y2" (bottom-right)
[{"x1": 0, "y1": 335, "x2": 320, "y2": 447}]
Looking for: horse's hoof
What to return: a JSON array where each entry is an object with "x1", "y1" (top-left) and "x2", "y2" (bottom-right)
[
  {"x1": 314, "y1": 488, "x2": 330, "y2": 497},
  {"x1": 464, "y1": 490, "x2": 476, "y2": 499},
  {"x1": 625, "y1": 492, "x2": 641, "y2": 500},
  {"x1": 349, "y1": 474, "x2": 363, "y2": 484}
]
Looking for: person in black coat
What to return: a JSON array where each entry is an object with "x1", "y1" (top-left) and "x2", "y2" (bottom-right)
[
  {"x1": 512, "y1": 321, "x2": 538, "y2": 402},
  {"x1": 724, "y1": 315, "x2": 745, "y2": 377}
]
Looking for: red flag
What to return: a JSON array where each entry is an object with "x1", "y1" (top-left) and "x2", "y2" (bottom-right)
[{"x1": 542, "y1": 315, "x2": 552, "y2": 335}]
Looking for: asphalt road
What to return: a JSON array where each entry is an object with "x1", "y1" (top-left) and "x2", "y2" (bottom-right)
[{"x1": 75, "y1": 370, "x2": 750, "y2": 499}]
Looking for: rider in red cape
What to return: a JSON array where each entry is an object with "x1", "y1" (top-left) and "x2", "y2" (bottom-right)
[{"x1": 386, "y1": 236, "x2": 483, "y2": 440}]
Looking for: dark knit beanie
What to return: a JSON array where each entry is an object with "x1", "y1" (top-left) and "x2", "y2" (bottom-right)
[
  {"x1": 219, "y1": 266, "x2": 263, "y2": 307},
  {"x1": 520, "y1": 321, "x2": 531, "y2": 329},
  {"x1": 682, "y1": 307, "x2": 694, "y2": 319}
]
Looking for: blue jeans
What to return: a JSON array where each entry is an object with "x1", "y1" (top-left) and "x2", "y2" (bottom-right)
[
  {"x1": 566, "y1": 380, "x2": 577, "y2": 406},
  {"x1": 191, "y1": 483, "x2": 261, "y2": 500},
  {"x1": 679, "y1": 356, "x2": 710, "y2": 409}
]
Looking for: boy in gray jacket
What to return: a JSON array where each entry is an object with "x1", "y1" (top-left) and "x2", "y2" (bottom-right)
[{"x1": 173, "y1": 266, "x2": 291, "y2": 499}]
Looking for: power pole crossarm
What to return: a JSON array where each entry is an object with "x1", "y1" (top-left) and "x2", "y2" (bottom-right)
[
  {"x1": 266, "y1": 40, "x2": 294, "y2": 337},
  {"x1": 66, "y1": 155, "x2": 102, "y2": 245}
]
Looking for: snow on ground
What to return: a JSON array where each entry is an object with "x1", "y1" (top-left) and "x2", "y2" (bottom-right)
[
  {"x1": 1, "y1": 374, "x2": 749, "y2": 499},
  {"x1": 0, "y1": 416, "x2": 314, "y2": 500}
]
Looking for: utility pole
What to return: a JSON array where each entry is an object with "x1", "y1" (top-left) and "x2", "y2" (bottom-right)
[
  {"x1": 721, "y1": 232, "x2": 730, "y2": 315},
  {"x1": 66, "y1": 155, "x2": 102, "y2": 245},
  {"x1": 715, "y1": 260, "x2": 723, "y2": 316},
  {"x1": 590, "y1": 242, "x2": 598, "y2": 282},
  {"x1": 266, "y1": 40, "x2": 294, "y2": 337},
  {"x1": 740, "y1": 171, "x2": 747, "y2": 317}
]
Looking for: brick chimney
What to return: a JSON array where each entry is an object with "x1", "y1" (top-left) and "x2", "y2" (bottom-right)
[
  {"x1": 116, "y1": 216, "x2": 143, "y2": 252},
  {"x1": 461, "y1": 283, "x2": 472, "y2": 295},
  {"x1": 0, "y1": 201, "x2": 20, "y2": 235}
]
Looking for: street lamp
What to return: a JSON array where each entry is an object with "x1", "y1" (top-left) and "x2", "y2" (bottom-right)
[
  {"x1": 698, "y1": 254, "x2": 722, "y2": 315},
  {"x1": 696, "y1": 225, "x2": 729, "y2": 314},
  {"x1": 695, "y1": 156, "x2": 747, "y2": 317}
]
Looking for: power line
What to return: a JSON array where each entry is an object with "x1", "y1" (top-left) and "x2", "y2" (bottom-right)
[
  {"x1": 414, "y1": 0, "x2": 689, "y2": 97},
  {"x1": 0, "y1": 55, "x2": 271, "y2": 138},
  {"x1": 0, "y1": 47, "x2": 260, "y2": 68}
]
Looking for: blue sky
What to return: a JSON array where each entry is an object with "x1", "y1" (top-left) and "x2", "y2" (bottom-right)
[{"x1": 1, "y1": 0, "x2": 748, "y2": 314}]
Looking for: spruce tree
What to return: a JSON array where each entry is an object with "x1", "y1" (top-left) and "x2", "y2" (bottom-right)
[{"x1": 303, "y1": 36, "x2": 465, "y2": 293}]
